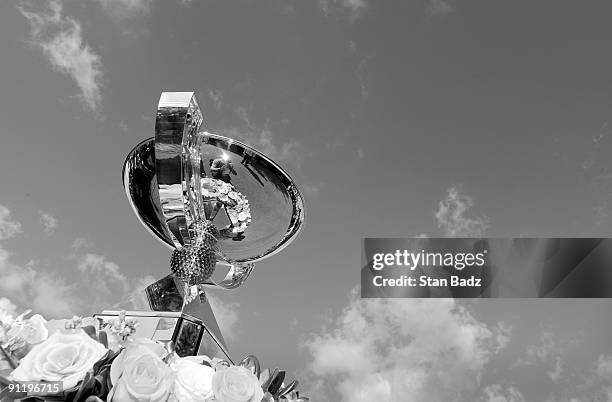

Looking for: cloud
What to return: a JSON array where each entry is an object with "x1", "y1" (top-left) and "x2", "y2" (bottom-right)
[
  {"x1": 0, "y1": 206, "x2": 31, "y2": 301},
  {"x1": 224, "y1": 106, "x2": 301, "y2": 166},
  {"x1": 493, "y1": 322, "x2": 511, "y2": 354},
  {"x1": 245, "y1": 127, "x2": 299, "y2": 164},
  {"x1": 68, "y1": 246, "x2": 133, "y2": 313},
  {"x1": 208, "y1": 90, "x2": 224, "y2": 111},
  {"x1": 435, "y1": 186, "x2": 489, "y2": 237},
  {"x1": 119, "y1": 120, "x2": 129, "y2": 133},
  {"x1": 524, "y1": 330, "x2": 556, "y2": 363},
  {"x1": 304, "y1": 290, "x2": 505, "y2": 401},
  {"x1": 206, "y1": 292, "x2": 240, "y2": 343},
  {"x1": 0, "y1": 251, "x2": 76, "y2": 318},
  {"x1": 318, "y1": 0, "x2": 367, "y2": 22},
  {"x1": 302, "y1": 183, "x2": 321, "y2": 196},
  {"x1": 597, "y1": 355, "x2": 612, "y2": 379},
  {"x1": 592, "y1": 122, "x2": 607, "y2": 147},
  {"x1": 515, "y1": 330, "x2": 569, "y2": 385},
  {"x1": 0, "y1": 297, "x2": 18, "y2": 322},
  {"x1": 0, "y1": 203, "x2": 138, "y2": 319},
  {"x1": 95, "y1": 0, "x2": 153, "y2": 20},
  {"x1": 77, "y1": 253, "x2": 129, "y2": 304},
  {"x1": 71, "y1": 237, "x2": 92, "y2": 252},
  {"x1": 480, "y1": 385, "x2": 525, "y2": 402},
  {"x1": 0, "y1": 205, "x2": 22, "y2": 241},
  {"x1": 38, "y1": 210, "x2": 58, "y2": 235},
  {"x1": 355, "y1": 55, "x2": 373, "y2": 99},
  {"x1": 0, "y1": 205, "x2": 128, "y2": 318},
  {"x1": 592, "y1": 356, "x2": 612, "y2": 402},
  {"x1": 560, "y1": 354, "x2": 612, "y2": 401},
  {"x1": 18, "y1": 0, "x2": 104, "y2": 112},
  {"x1": 31, "y1": 273, "x2": 79, "y2": 317},
  {"x1": 0, "y1": 249, "x2": 35, "y2": 297},
  {"x1": 427, "y1": 0, "x2": 454, "y2": 17},
  {"x1": 548, "y1": 356, "x2": 564, "y2": 382},
  {"x1": 77, "y1": 253, "x2": 126, "y2": 282}
]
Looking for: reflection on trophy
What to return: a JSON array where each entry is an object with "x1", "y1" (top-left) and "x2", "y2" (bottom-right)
[{"x1": 95, "y1": 92, "x2": 305, "y2": 360}]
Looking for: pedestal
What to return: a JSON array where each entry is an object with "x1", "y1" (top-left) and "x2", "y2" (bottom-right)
[{"x1": 95, "y1": 274, "x2": 231, "y2": 361}]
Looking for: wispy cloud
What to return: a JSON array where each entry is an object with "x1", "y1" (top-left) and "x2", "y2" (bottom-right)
[
  {"x1": 0, "y1": 205, "x2": 22, "y2": 241},
  {"x1": 427, "y1": 0, "x2": 454, "y2": 18},
  {"x1": 301, "y1": 183, "x2": 321, "y2": 196},
  {"x1": 318, "y1": 0, "x2": 367, "y2": 22},
  {"x1": 0, "y1": 206, "x2": 76, "y2": 318},
  {"x1": 77, "y1": 253, "x2": 128, "y2": 288},
  {"x1": 523, "y1": 330, "x2": 557, "y2": 363},
  {"x1": 224, "y1": 106, "x2": 301, "y2": 166},
  {"x1": 38, "y1": 210, "x2": 58, "y2": 235},
  {"x1": 0, "y1": 255, "x2": 77, "y2": 318},
  {"x1": 515, "y1": 330, "x2": 572, "y2": 384},
  {"x1": 597, "y1": 355, "x2": 612, "y2": 379},
  {"x1": 304, "y1": 289, "x2": 505, "y2": 401},
  {"x1": 0, "y1": 248, "x2": 35, "y2": 299},
  {"x1": 435, "y1": 186, "x2": 489, "y2": 237},
  {"x1": 71, "y1": 237, "x2": 93, "y2": 252},
  {"x1": 206, "y1": 292, "x2": 240, "y2": 343},
  {"x1": 557, "y1": 354, "x2": 612, "y2": 401},
  {"x1": 0, "y1": 204, "x2": 131, "y2": 318},
  {"x1": 30, "y1": 272, "x2": 80, "y2": 318},
  {"x1": 76, "y1": 253, "x2": 129, "y2": 309},
  {"x1": 480, "y1": 385, "x2": 525, "y2": 402},
  {"x1": 355, "y1": 53, "x2": 374, "y2": 99},
  {"x1": 18, "y1": 0, "x2": 104, "y2": 112},
  {"x1": 119, "y1": 120, "x2": 129, "y2": 133},
  {"x1": 95, "y1": 0, "x2": 153, "y2": 20},
  {"x1": 207, "y1": 89, "x2": 224, "y2": 112},
  {"x1": 0, "y1": 297, "x2": 18, "y2": 322},
  {"x1": 552, "y1": 122, "x2": 612, "y2": 231},
  {"x1": 548, "y1": 356, "x2": 563, "y2": 382}
]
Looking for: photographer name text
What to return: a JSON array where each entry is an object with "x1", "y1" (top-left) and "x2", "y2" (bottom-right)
[{"x1": 370, "y1": 249, "x2": 487, "y2": 289}]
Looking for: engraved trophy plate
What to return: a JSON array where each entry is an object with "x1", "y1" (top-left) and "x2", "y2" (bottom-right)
[{"x1": 93, "y1": 310, "x2": 231, "y2": 360}]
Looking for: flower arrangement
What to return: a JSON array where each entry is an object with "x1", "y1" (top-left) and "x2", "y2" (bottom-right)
[{"x1": 0, "y1": 310, "x2": 307, "y2": 402}]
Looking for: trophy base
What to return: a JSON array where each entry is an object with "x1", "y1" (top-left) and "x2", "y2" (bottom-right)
[{"x1": 93, "y1": 310, "x2": 232, "y2": 361}]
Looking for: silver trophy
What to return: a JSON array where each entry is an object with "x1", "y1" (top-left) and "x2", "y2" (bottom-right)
[{"x1": 95, "y1": 92, "x2": 305, "y2": 359}]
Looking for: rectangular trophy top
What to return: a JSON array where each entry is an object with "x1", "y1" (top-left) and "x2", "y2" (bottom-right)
[{"x1": 158, "y1": 92, "x2": 195, "y2": 108}]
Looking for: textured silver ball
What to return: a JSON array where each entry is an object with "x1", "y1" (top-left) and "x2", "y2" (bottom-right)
[
  {"x1": 193, "y1": 246, "x2": 216, "y2": 282},
  {"x1": 197, "y1": 221, "x2": 220, "y2": 249},
  {"x1": 170, "y1": 248, "x2": 191, "y2": 281}
]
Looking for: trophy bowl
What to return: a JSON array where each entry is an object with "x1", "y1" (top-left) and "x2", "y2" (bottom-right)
[{"x1": 122, "y1": 92, "x2": 305, "y2": 290}]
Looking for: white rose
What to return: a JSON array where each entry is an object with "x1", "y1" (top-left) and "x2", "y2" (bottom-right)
[
  {"x1": 212, "y1": 365, "x2": 264, "y2": 402},
  {"x1": 169, "y1": 356, "x2": 215, "y2": 402},
  {"x1": 108, "y1": 338, "x2": 173, "y2": 402},
  {"x1": 10, "y1": 330, "x2": 107, "y2": 389}
]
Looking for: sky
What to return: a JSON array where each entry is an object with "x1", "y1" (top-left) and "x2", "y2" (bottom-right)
[{"x1": 1, "y1": 0, "x2": 612, "y2": 400}]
